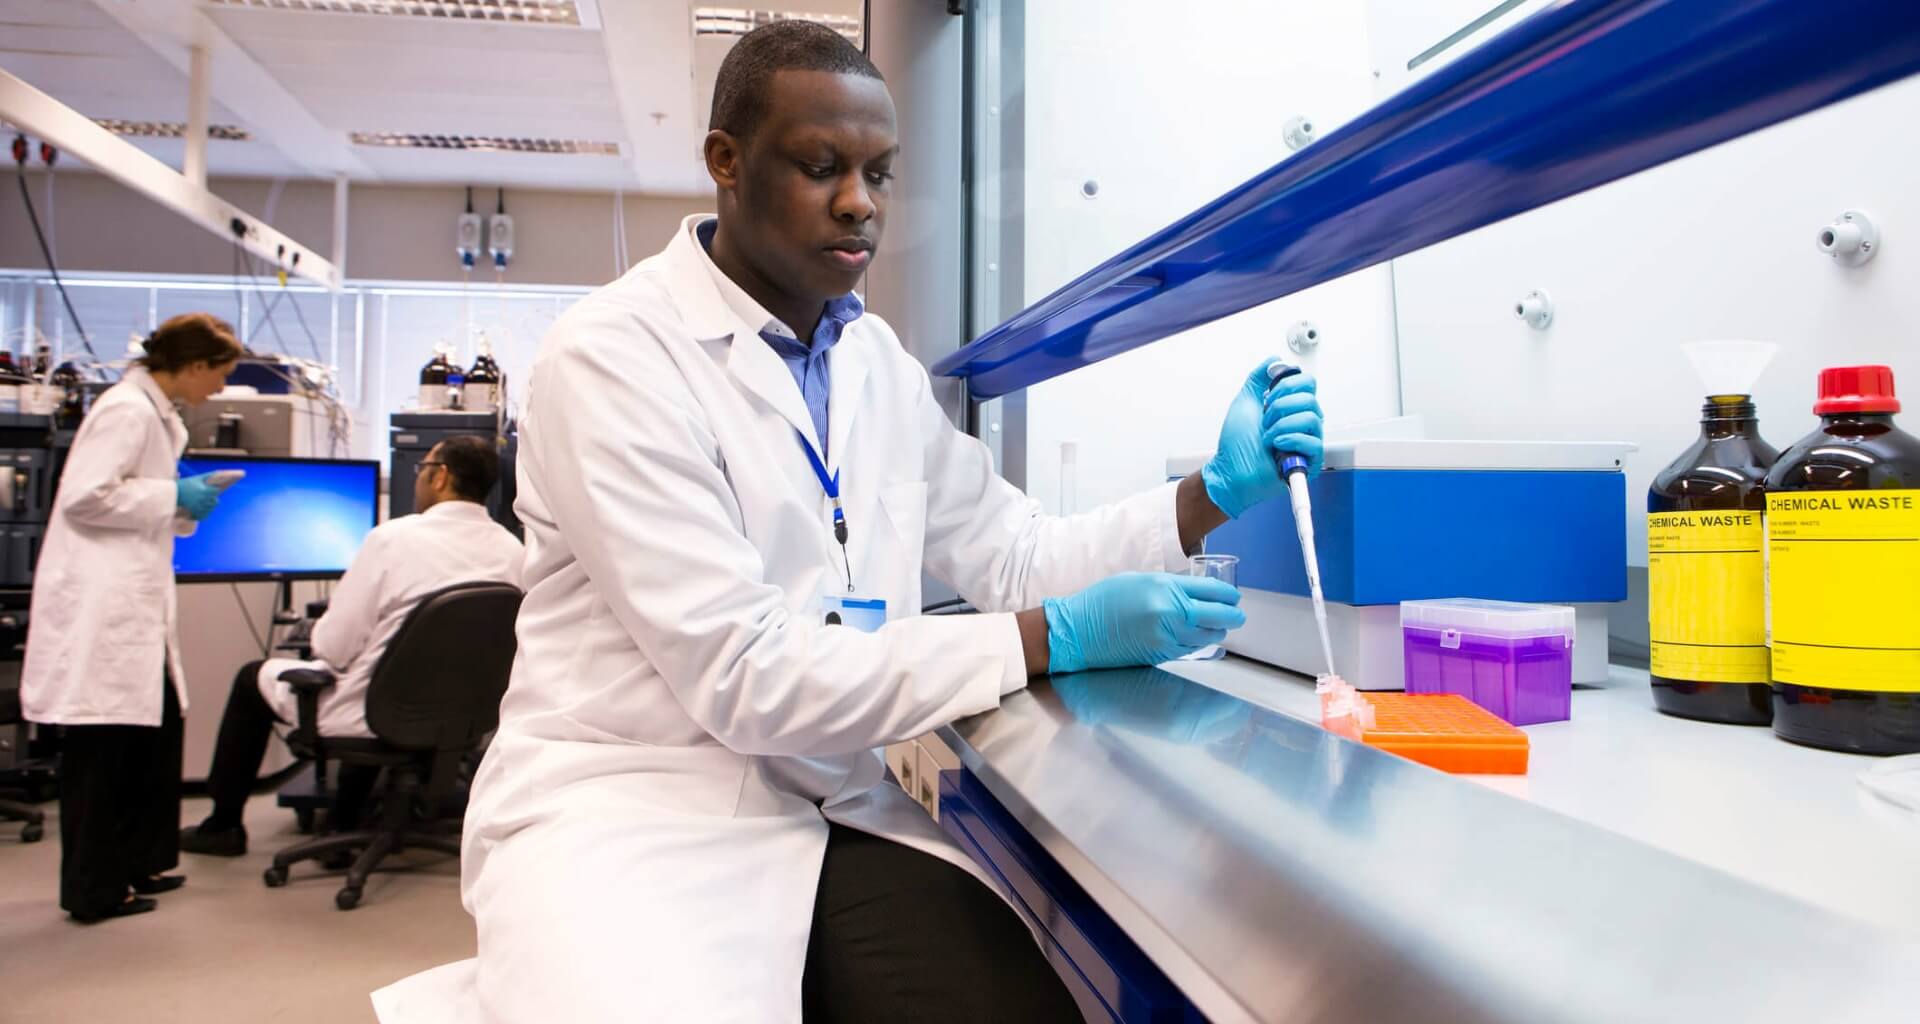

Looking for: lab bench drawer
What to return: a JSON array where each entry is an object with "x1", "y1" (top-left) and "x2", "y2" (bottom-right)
[{"x1": 938, "y1": 769, "x2": 1203, "y2": 1024}]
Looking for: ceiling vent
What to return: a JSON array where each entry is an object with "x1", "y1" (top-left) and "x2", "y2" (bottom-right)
[
  {"x1": 206, "y1": 0, "x2": 582, "y2": 25},
  {"x1": 693, "y1": 8, "x2": 862, "y2": 46},
  {"x1": 349, "y1": 132, "x2": 619, "y2": 155},
  {"x1": 94, "y1": 119, "x2": 253, "y2": 141}
]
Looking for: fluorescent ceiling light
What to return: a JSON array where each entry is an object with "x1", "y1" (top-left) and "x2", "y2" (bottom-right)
[
  {"x1": 349, "y1": 132, "x2": 619, "y2": 155},
  {"x1": 92, "y1": 119, "x2": 252, "y2": 142},
  {"x1": 692, "y1": 8, "x2": 862, "y2": 46},
  {"x1": 206, "y1": 0, "x2": 581, "y2": 25}
]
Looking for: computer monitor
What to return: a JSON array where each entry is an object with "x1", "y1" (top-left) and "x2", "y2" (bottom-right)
[{"x1": 173, "y1": 456, "x2": 381, "y2": 582}]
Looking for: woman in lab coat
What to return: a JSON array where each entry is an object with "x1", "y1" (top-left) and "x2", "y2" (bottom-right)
[
  {"x1": 377, "y1": 23, "x2": 1321, "y2": 1023},
  {"x1": 21, "y1": 312, "x2": 242, "y2": 924}
]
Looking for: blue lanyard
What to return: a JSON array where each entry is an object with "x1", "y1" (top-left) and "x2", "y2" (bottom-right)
[{"x1": 795, "y1": 429, "x2": 854, "y2": 589}]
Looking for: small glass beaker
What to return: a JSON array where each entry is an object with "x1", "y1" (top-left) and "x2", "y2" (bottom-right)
[{"x1": 1181, "y1": 554, "x2": 1239, "y2": 661}]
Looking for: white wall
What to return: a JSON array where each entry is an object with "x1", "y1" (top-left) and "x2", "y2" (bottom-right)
[
  {"x1": 1017, "y1": 1, "x2": 1401, "y2": 514},
  {"x1": 1374, "y1": 17, "x2": 1920, "y2": 569}
]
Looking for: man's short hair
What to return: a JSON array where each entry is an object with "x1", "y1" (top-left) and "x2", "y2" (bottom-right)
[
  {"x1": 708, "y1": 20, "x2": 883, "y2": 142},
  {"x1": 436, "y1": 435, "x2": 499, "y2": 503}
]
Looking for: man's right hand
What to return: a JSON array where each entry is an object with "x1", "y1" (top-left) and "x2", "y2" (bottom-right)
[{"x1": 1035, "y1": 573, "x2": 1246, "y2": 675}]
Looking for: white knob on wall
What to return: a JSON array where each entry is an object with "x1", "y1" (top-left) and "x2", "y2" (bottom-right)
[
  {"x1": 1282, "y1": 116, "x2": 1318, "y2": 151},
  {"x1": 1514, "y1": 289, "x2": 1554, "y2": 330},
  {"x1": 1286, "y1": 321, "x2": 1321, "y2": 354},
  {"x1": 1816, "y1": 209, "x2": 1878, "y2": 266}
]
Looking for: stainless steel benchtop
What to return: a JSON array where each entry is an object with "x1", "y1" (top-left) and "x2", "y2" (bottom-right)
[{"x1": 939, "y1": 661, "x2": 1920, "y2": 1024}]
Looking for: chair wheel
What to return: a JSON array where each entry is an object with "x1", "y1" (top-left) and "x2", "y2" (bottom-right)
[
  {"x1": 263, "y1": 866, "x2": 289, "y2": 888},
  {"x1": 335, "y1": 887, "x2": 362, "y2": 911},
  {"x1": 19, "y1": 823, "x2": 42, "y2": 843}
]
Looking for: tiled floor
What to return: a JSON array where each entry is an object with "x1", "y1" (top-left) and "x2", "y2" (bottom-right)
[{"x1": 0, "y1": 792, "x2": 474, "y2": 1022}]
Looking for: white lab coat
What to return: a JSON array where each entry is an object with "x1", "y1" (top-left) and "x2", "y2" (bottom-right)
[
  {"x1": 258, "y1": 500, "x2": 524, "y2": 738},
  {"x1": 21, "y1": 366, "x2": 194, "y2": 726},
  {"x1": 374, "y1": 215, "x2": 1188, "y2": 1023}
]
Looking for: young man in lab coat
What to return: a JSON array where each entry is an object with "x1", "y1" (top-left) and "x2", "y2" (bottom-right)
[
  {"x1": 179, "y1": 436, "x2": 523, "y2": 855},
  {"x1": 377, "y1": 20, "x2": 1321, "y2": 1024}
]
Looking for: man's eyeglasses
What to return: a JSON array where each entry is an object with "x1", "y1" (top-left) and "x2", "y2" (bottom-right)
[{"x1": 413, "y1": 460, "x2": 445, "y2": 475}]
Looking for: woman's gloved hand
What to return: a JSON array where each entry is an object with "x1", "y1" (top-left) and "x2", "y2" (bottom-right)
[
  {"x1": 1041, "y1": 573, "x2": 1246, "y2": 674},
  {"x1": 176, "y1": 474, "x2": 223, "y2": 521},
  {"x1": 1201, "y1": 359, "x2": 1325, "y2": 519}
]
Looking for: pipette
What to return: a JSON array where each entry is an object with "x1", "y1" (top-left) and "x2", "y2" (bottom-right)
[{"x1": 1268, "y1": 362, "x2": 1338, "y2": 679}]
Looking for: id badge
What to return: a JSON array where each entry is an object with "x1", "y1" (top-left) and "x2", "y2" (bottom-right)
[{"x1": 821, "y1": 593, "x2": 888, "y2": 633}]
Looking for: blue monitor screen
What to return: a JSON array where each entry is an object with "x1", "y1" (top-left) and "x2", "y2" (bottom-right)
[{"x1": 174, "y1": 457, "x2": 381, "y2": 580}]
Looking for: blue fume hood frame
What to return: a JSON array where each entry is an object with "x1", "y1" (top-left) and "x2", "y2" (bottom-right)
[{"x1": 933, "y1": 0, "x2": 1920, "y2": 397}]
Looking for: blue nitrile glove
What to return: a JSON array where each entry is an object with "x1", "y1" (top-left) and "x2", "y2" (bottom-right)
[
  {"x1": 1041, "y1": 573, "x2": 1247, "y2": 674},
  {"x1": 176, "y1": 474, "x2": 222, "y2": 521},
  {"x1": 1200, "y1": 359, "x2": 1325, "y2": 519}
]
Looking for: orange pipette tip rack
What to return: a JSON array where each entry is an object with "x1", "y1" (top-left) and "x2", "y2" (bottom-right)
[{"x1": 1359, "y1": 693, "x2": 1530, "y2": 775}]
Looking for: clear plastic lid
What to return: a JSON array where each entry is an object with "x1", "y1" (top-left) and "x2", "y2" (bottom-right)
[{"x1": 1400, "y1": 598, "x2": 1574, "y2": 638}]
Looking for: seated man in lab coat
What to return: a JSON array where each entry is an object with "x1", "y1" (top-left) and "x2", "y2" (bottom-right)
[
  {"x1": 179, "y1": 436, "x2": 524, "y2": 855},
  {"x1": 376, "y1": 21, "x2": 1321, "y2": 1024}
]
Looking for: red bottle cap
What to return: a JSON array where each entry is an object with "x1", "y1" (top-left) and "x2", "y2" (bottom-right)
[{"x1": 1814, "y1": 365, "x2": 1900, "y2": 415}]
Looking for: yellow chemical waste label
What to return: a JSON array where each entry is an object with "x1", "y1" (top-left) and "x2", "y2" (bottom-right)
[
  {"x1": 1647, "y1": 511, "x2": 1768, "y2": 682},
  {"x1": 1766, "y1": 490, "x2": 1920, "y2": 693}
]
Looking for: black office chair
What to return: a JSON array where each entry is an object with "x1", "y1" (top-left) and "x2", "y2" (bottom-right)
[
  {"x1": 0, "y1": 688, "x2": 44, "y2": 843},
  {"x1": 262, "y1": 580, "x2": 521, "y2": 909}
]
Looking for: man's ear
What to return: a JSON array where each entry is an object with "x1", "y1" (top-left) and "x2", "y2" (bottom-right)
[{"x1": 704, "y1": 130, "x2": 743, "y2": 192}]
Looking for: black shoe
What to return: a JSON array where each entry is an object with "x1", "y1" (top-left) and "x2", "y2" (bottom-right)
[
  {"x1": 71, "y1": 897, "x2": 158, "y2": 925},
  {"x1": 179, "y1": 823, "x2": 248, "y2": 857},
  {"x1": 130, "y1": 874, "x2": 187, "y2": 895}
]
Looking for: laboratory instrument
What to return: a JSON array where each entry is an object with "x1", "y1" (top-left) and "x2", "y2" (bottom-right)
[
  {"x1": 182, "y1": 392, "x2": 341, "y2": 457},
  {"x1": 1647, "y1": 341, "x2": 1779, "y2": 725},
  {"x1": 1188, "y1": 437, "x2": 1632, "y2": 689},
  {"x1": 1182, "y1": 554, "x2": 1237, "y2": 661},
  {"x1": 205, "y1": 469, "x2": 246, "y2": 489},
  {"x1": 1401, "y1": 598, "x2": 1573, "y2": 726},
  {"x1": 1765, "y1": 365, "x2": 1920, "y2": 755},
  {"x1": 388, "y1": 411, "x2": 520, "y2": 534},
  {"x1": 172, "y1": 456, "x2": 380, "y2": 581},
  {"x1": 1267, "y1": 362, "x2": 1334, "y2": 679}
]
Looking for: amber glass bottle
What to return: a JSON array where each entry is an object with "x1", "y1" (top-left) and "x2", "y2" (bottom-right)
[
  {"x1": 1647, "y1": 395, "x2": 1777, "y2": 724},
  {"x1": 1765, "y1": 366, "x2": 1920, "y2": 755}
]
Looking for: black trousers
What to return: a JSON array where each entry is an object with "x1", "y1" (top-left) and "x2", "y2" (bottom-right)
[
  {"x1": 802, "y1": 823, "x2": 1081, "y2": 1023},
  {"x1": 58, "y1": 675, "x2": 183, "y2": 917},
  {"x1": 205, "y1": 660, "x2": 376, "y2": 831}
]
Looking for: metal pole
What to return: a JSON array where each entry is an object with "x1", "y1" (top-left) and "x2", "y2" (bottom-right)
[
  {"x1": 331, "y1": 173, "x2": 349, "y2": 281},
  {"x1": 184, "y1": 45, "x2": 210, "y2": 188}
]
